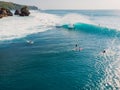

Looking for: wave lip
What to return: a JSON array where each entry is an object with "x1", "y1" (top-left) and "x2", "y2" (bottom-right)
[{"x1": 58, "y1": 22, "x2": 119, "y2": 37}]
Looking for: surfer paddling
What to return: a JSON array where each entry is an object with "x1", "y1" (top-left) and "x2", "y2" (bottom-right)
[
  {"x1": 75, "y1": 44, "x2": 78, "y2": 51},
  {"x1": 75, "y1": 44, "x2": 83, "y2": 51}
]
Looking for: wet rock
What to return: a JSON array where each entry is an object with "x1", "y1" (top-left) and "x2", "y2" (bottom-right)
[
  {"x1": 20, "y1": 6, "x2": 30, "y2": 16},
  {"x1": 0, "y1": 7, "x2": 13, "y2": 18},
  {"x1": 14, "y1": 9, "x2": 20, "y2": 15}
]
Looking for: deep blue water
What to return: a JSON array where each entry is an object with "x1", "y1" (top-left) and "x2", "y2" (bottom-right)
[{"x1": 1, "y1": 10, "x2": 120, "y2": 90}]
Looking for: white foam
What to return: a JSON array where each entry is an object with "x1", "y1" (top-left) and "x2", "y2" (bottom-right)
[
  {"x1": 92, "y1": 16, "x2": 120, "y2": 30},
  {"x1": 0, "y1": 11, "x2": 98, "y2": 41},
  {"x1": 59, "y1": 13, "x2": 93, "y2": 25},
  {"x1": 0, "y1": 10, "x2": 60, "y2": 41}
]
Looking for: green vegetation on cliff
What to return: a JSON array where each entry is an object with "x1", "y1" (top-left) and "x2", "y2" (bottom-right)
[{"x1": 0, "y1": 1, "x2": 38, "y2": 10}]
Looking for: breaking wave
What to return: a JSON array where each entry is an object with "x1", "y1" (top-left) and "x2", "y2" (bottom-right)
[
  {"x1": 0, "y1": 10, "x2": 120, "y2": 41},
  {"x1": 0, "y1": 10, "x2": 60, "y2": 41}
]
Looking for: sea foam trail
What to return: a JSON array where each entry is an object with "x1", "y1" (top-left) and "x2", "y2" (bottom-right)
[{"x1": 0, "y1": 11, "x2": 60, "y2": 41}]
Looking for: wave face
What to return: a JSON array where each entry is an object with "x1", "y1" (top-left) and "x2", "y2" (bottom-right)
[
  {"x1": 53, "y1": 11, "x2": 120, "y2": 37},
  {"x1": 60, "y1": 23, "x2": 119, "y2": 37}
]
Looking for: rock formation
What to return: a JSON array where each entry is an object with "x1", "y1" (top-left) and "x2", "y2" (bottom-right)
[
  {"x1": 14, "y1": 6, "x2": 30, "y2": 16},
  {"x1": 0, "y1": 7, "x2": 13, "y2": 18},
  {"x1": 14, "y1": 10, "x2": 20, "y2": 15},
  {"x1": 0, "y1": 6, "x2": 30, "y2": 18},
  {"x1": 19, "y1": 6, "x2": 30, "y2": 16}
]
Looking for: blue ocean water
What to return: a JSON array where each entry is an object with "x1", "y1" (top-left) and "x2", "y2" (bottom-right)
[{"x1": 1, "y1": 10, "x2": 120, "y2": 90}]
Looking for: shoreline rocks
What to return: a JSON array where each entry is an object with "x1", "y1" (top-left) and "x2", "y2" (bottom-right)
[
  {"x1": 0, "y1": 7, "x2": 13, "y2": 18},
  {"x1": 14, "y1": 6, "x2": 30, "y2": 16},
  {"x1": 14, "y1": 10, "x2": 20, "y2": 15},
  {"x1": 0, "y1": 6, "x2": 30, "y2": 19}
]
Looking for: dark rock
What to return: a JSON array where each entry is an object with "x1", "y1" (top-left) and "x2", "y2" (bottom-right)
[
  {"x1": 6, "y1": 9, "x2": 13, "y2": 16},
  {"x1": 0, "y1": 15, "x2": 3, "y2": 18},
  {"x1": 14, "y1": 10, "x2": 20, "y2": 15},
  {"x1": 0, "y1": 8, "x2": 7, "y2": 17},
  {"x1": 20, "y1": 6, "x2": 30, "y2": 16},
  {"x1": 0, "y1": 7, "x2": 13, "y2": 18},
  {"x1": 19, "y1": 13, "x2": 25, "y2": 16}
]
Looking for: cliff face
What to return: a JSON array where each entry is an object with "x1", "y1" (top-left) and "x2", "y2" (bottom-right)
[{"x1": 0, "y1": 1, "x2": 38, "y2": 10}]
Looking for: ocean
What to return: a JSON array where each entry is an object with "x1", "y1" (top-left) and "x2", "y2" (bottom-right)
[{"x1": 0, "y1": 10, "x2": 120, "y2": 90}]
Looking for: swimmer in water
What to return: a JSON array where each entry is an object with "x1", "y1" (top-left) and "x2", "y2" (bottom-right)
[
  {"x1": 75, "y1": 44, "x2": 78, "y2": 51},
  {"x1": 74, "y1": 44, "x2": 83, "y2": 51},
  {"x1": 102, "y1": 50, "x2": 106, "y2": 53},
  {"x1": 75, "y1": 44, "x2": 78, "y2": 47}
]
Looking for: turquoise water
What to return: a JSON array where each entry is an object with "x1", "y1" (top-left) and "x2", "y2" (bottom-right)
[{"x1": 1, "y1": 10, "x2": 120, "y2": 90}]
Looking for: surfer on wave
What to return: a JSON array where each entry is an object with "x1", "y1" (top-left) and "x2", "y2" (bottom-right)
[
  {"x1": 102, "y1": 50, "x2": 106, "y2": 53},
  {"x1": 26, "y1": 40, "x2": 34, "y2": 44}
]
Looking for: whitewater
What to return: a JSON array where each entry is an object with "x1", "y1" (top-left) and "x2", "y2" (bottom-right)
[
  {"x1": 1, "y1": 10, "x2": 120, "y2": 41},
  {"x1": 0, "y1": 10, "x2": 60, "y2": 41}
]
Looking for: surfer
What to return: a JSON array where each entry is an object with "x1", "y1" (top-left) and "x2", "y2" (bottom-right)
[
  {"x1": 26, "y1": 40, "x2": 34, "y2": 44},
  {"x1": 102, "y1": 50, "x2": 106, "y2": 53},
  {"x1": 75, "y1": 44, "x2": 78, "y2": 51},
  {"x1": 75, "y1": 44, "x2": 78, "y2": 47},
  {"x1": 68, "y1": 24, "x2": 74, "y2": 29},
  {"x1": 74, "y1": 44, "x2": 83, "y2": 51}
]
